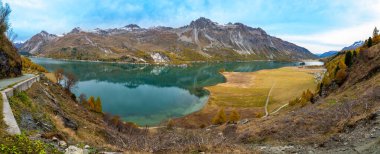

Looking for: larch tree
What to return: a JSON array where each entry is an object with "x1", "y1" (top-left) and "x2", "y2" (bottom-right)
[
  {"x1": 212, "y1": 108, "x2": 227, "y2": 125},
  {"x1": 95, "y1": 96, "x2": 102, "y2": 113},
  {"x1": 88, "y1": 96, "x2": 95, "y2": 109},
  {"x1": 229, "y1": 109, "x2": 240, "y2": 124}
]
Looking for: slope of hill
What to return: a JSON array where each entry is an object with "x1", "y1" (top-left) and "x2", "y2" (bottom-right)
[
  {"x1": 20, "y1": 17, "x2": 316, "y2": 63},
  {"x1": 238, "y1": 35, "x2": 380, "y2": 153}
]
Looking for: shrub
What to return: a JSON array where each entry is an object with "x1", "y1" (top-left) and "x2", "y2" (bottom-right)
[
  {"x1": 335, "y1": 69, "x2": 347, "y2": 84},
  {"x1": 21, "y1": 57, "x2": 47, "y2": 73},
  {"x1": 79, "y1": 93, "x2": 87, "y2": 105},
  {"x1": 63, "y1": 72, "x2": 77, "y2": 92},
  {"x1": 0, "y1": 134, "x2": 59, "y2": 153},
  {"x1": 289, "y1": 98, "x2": 300, "y2": 106},
  {"x1": 255, "y1": 112, "x2": 264, "y2": 118},
  {"x1": 212, "y1": 108, "x2": 227, "y2": 125},
  {"x1": 53, "y1": 68, "x2": 64, "y2": 83},
  {"x1": 229, "y1": 109, "x2": 240, "y2": 124},
  {"x1": 289, "y1": 89, "x2": 313, "y2": 107},
  {"x1": 166, "y1": 119, "x2": 174, "y2": 130}
]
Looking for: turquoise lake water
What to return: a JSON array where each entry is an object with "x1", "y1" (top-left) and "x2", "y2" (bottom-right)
[{"x1": 31, "y1": 58, "x2": 304, "y2": 126}]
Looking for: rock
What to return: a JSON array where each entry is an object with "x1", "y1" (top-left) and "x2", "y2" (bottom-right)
[
  {"x1": 240, "y1": 119, "x2": 249, "y2": 124},
  {"x1": 84, "y1": 145, "x2": 90, "y2": 149},
  {"x1": 150, "y1": 52, "x2": 169, "y2": 63},
  {"x1": 374, "y1": 86, "x2": 380, "y2": 99},
  {"x1": 62, "y1": 115, "x2": 79, "y2": 130},
  {"x1": 59, "y1": 140, "x2": 67, "y2": 148},
  {"x1": 52, "y1": 137, "x2": 58, "y2": 142},
  {"x1": 65, "y1": 146, "x2": 83, "y2": 154}
]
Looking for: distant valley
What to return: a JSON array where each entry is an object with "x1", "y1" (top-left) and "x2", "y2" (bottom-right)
[{"x1": 19, "y1": 17, "x2": 316, "y2": 63}]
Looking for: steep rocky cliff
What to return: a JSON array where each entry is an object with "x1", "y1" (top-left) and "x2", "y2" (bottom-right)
[{"x1": 0, "y1": 34, "x2": 22, "y2": 79}]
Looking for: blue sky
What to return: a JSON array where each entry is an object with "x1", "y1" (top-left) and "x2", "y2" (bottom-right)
[{"x1": 4, "y1": 0, "x2": 380, "y2": 53}]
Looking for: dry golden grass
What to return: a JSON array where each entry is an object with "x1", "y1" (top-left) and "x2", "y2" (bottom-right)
[
  {"x1": 174, "y1": 67, "x2": 321, "y2": 128},
  {"x1": 208, "y1": 67, "x2": 318, "y2": 109},
  {"x1": 44, "y1": 73, "x2": 57, "y2": 83}
]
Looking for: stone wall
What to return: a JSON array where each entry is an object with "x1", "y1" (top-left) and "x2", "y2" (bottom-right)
[{"x1": 1, "y1": 75, "x2": 40, "y2": 135}]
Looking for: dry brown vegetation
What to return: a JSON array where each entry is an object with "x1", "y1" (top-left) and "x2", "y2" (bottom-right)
[
  {"x1": 237, "y1": 40, "x2": 380, "y2": 149},
  {"x1": 9, "y1": 77, "x2": 251, "y2": 152},
  {"x1": 21, "y1": 56, "x2": 47, "y2": 73}
]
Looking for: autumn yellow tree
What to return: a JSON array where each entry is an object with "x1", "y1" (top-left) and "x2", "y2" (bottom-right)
[
  {"x1": 212, "y1": 108, "x2": 227, "y2": 125},
  {"x1": 229, "y1": 109, "x2": 240, "y2": 124},
  {"x1": 88, "y1": 96, "x2": 95, "y2": 110},
  {"x1": 95, "y1": 96, "x2": 102, "y2": 113}
]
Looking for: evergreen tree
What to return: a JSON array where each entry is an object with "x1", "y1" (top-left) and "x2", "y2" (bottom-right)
[
  {"x1": 367, "y1": 37, "x2": 373, "y2": 47},
  {"x1": 345, "y1": 51, "x2": 352, "y2": 67},
  {"x1": 374, "y1": 27, "x2": 379, "y2": 38}
]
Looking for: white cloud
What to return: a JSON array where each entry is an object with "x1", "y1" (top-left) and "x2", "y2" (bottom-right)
[
  {"x1": 3, "y1": 0, "x2": 46, "y2": 9},
  {"x1": 278, "y1": 0, "x2": 380, "y2": 54},
  {"x1": 279, "y1": 22, "x2": 379, "y2": 53}
]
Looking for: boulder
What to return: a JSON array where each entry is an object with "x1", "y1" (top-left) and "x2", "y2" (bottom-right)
[{"x1": 65, "y1": 146, "x2": 83, "y2": 154}]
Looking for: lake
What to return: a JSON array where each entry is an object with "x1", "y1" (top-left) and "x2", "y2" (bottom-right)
[{"x1": 31, "y1": 58, "x2": 308, "y2": 126}]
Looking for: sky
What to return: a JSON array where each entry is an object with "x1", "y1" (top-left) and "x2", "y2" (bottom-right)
[{"x1": 3, "y1": 0, "x2": 380, "y2": 53}]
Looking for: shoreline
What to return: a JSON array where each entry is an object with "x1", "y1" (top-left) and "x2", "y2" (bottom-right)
[
  {"x1": 173, "y1": 66, "x2": 324, "y2": 128},
  {"x1": 29, "y1": 56, "x2": 322, "y2": 66}
]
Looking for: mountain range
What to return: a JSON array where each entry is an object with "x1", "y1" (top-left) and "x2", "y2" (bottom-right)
[
  {"x1": 317, "y1": 40, "x2": 364, "y2": 58},
  {"x1": 19, "y1": 17, "x2": 316, "y2": 63}
]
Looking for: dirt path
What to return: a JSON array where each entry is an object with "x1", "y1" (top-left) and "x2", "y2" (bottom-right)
[
  {"x1": 270, "y1": 103, "x2": 289, "y2": 115},
  {"x1": 264, "y1": 82, "x2": 276, "y2": 117}
]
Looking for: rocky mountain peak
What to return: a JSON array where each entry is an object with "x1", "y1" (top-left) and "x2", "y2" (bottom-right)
[
  {"x1": 40, "y1": 30, "x2": 49, "y2": 35},
  {"x1": 341, "y1": 40, "x2": 364, "y2": 51},
  {"x1": 124, "y1": 24, "x2": 140, "y2": 30},
  {"x1": 190, "y1": 17, "x2": 217, "y2": 28},
  {"x1": 37, "y1": 30, "x2": 57, "y2": 38},
  {"x1": 69, "y1": 27, "x2": 83, "y2": 34}
]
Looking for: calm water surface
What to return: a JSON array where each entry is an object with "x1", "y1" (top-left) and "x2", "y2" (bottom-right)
[{"x1": 32, "y1": 58, "x2": 304, "y2": 126}]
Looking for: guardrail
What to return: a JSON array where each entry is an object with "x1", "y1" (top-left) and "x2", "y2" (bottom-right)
[{"x1": 1, "y1": 75, "x2": 40, "y2": 135}]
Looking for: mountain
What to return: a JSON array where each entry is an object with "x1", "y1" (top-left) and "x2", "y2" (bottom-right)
[
  {"x1": 317, "y1": 41, "x2": 365, "y2": 59},
  {"x1": 317, "y1": 51, "x2": 339, "y2": 58},
  {"x1": 20, "y1": 31, "x2": 58, "y2": 54},
  {"x1": 20, "y1": 17, "x2": 316, "y2": 63},
  {"x1": 341, "y1": 40, "x2": 364, "y2": 51},
  {"x1": 13, "y1": 42, "x2": 24, "y2": 49}
]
